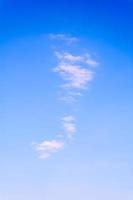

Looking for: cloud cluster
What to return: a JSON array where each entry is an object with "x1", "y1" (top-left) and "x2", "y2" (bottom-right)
[
  {"x1": 32, "y1": 34, "x2": 98, "y2": 159},
  {"x1": 54, "y1": 51, "x2": 98, "y2": 102}
]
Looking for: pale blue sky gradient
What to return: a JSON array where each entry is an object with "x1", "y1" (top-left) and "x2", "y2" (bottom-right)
[{"x1": 0, "y1": 1, "x2": 133, "y2": 200}]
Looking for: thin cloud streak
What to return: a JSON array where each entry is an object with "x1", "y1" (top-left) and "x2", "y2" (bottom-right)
[
  {"x1": 49, "y1": 33, "x2": 78, "y2": 44},
  {"x1": 55, "y1": 52, "x2": 98, "y2": 66}
]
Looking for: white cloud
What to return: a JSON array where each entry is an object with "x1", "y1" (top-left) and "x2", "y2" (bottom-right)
[
  {"x1": 86, "y1": 54, "x2": 99, "y2": 67},
  {"x1": 55, "y1": 52, "x2": 84, "y2": 63},
  {"x1": 54, "y1": 52, "x2": 97, "y2": 91},
  {"x1": 32, "y1": 140, "x2": 64, "y2": 159},
  {"x1": 55, "y1": 63, "x2": 93, "y2": 89},
  {"x1": 62, "y1": 115, "x2": 76, "y2": 139},
  {"x1": 55, "y1": 52, "x2": 98, "y2": 66},
  {"x1": 32, "y1": 34, "x2": 99, "y2": 159},
  {"x1": 49, "y1": 34, "x2": 78, "y2": 44},
  {"x1": 59, "y1": 91, "x2": 82, "y2": 104},
  {"x1": 63, "y1": 122, "x2": 76, "y2": 135},
  {"x1": 62, "y1": 115, "x2": 75, "y2": 122}
]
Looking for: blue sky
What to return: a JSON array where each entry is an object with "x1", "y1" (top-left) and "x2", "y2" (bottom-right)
[{"x1": 0, "y1": 1, "x2": 133, "y2": 200}]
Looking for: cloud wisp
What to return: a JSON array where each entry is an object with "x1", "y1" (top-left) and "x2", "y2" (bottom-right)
[
  {"x1": 49, "y1": 33, "x2": 78, "y2": 44},
  {"x1": 32, "y1": 140, "x2": 64, "y2": 159},
  {"x1": 62, "y1": 115, "x2": 76, "y2": 139},
  {"x1": 55, "y1": 52, "x2": 98, "y2": 67}
]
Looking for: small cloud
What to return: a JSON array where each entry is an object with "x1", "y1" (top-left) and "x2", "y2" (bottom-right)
[
  {"x1": 55, "y1": 63, "x2": 93, "y2": 89},
  {"x1": 49, "y1": 33, "x2": 78, "y2": 44},
  {"x1": 53, "y1": 52, "x2": 97, "y2": 103},
  {"x1": 54, "y1": 52, "x2": 96, "y2": 91},
  {"x1": 55, "y1": 52, "x2": 98, "y2": 67},
  {"x1": 63, "y1": 123, "x2": 76, "y2": 135},
  {"x1": 86, "y1": 54, "x2": 99, "y2": 67},
  {"x1": 55, "y1": 52, "x2": 84, "y2": 63},
  {"x1": 32, "y1": 140, "x2": 64, "y2": 159},
  {"x1": 62, "y1": 115, "x2": 76, "y2": 139},
  {"x1": 59, "y1": 91, "x2": 82, "y2": 104},
  {"x1": 62, "y1": 115, "x2": 75, "y2": 122}
]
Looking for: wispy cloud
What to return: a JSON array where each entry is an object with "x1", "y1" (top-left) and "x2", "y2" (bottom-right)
[
  {"x1": 32, "y1": 115, "x2": 76, "y2": 159},
  {"x1": 55, "y1": 63, "x2": 93, "y2": 89},
  {"x1": 62, "y1": 115, "x2": 76, "y2": 139},
  {"x1": 54, "y1": 52, "x2": 96, "y2": 91},
  {"x1": 32, "y1": 140, "x2": 64, "y2": 159},
  {"x1": 85, "y1": 54, "x2": 99, "y2": 67},
  {"x1": 55, "y1": 52, "x2": 98, "y2": 67},
  {"x1": 49, "y1": 33, "x2": 78, "y2": 44},
  {"x1": 55, "y1": 52, "x2": 84, "y2": 63},
  {"x1": 32, "y1": 34, "x2": 99, "y2": 159}
]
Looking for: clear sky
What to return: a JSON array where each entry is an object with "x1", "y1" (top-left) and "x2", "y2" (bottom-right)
[{"x1": 0, "y1": 1, "x2": 133, "y2": 200}]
